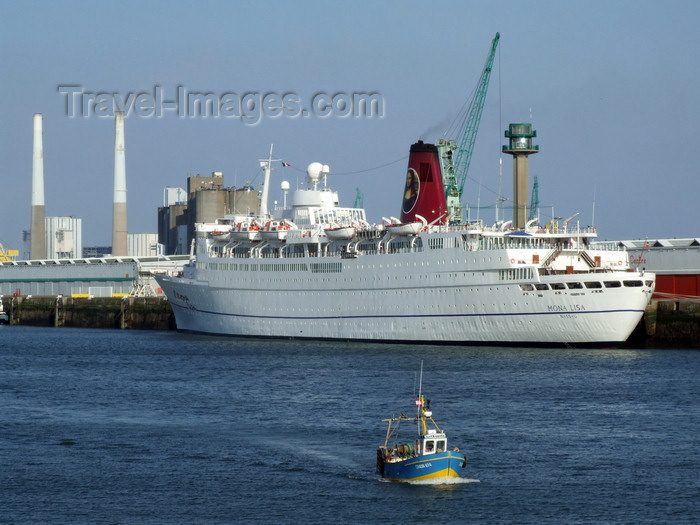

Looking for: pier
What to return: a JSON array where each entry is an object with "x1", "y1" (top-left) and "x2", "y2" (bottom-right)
[
  {"x1": 3, "y1": 295, "x2": 175, "y2": 331},
  {"x1": 637, "y1": 299, "x2": 700, "y2": 348}
]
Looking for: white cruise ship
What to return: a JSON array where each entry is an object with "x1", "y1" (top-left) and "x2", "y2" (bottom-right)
[{"x1": 155, "y1": 142, "x2": 655, "y2": 346}]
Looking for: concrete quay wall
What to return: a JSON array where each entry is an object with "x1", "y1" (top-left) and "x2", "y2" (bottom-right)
[
  {"x1": 4, "y1": 296, "x2": 175, "y2": 331},
  {"x1": 639, "y1": 299, "x2": 700, "y2": 348}
]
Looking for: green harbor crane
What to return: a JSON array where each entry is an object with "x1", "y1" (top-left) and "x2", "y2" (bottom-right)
[
  {"x1": 437, "y1": 32, "x2": 500, "y2": 223},
  {"x1": 529, "y1": 175, "x2": 539, "y2": 221},
  {"x1": 354, "y1": 187, "x2": 364, "y2": 208}
]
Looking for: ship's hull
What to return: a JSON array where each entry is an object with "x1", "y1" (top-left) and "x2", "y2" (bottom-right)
[
  {"x1": 378, "y1": 451, "x2": 466, "y2": 481},
  {"x1": 155, "y1": 266, "x2": 653, "y2": 345}
]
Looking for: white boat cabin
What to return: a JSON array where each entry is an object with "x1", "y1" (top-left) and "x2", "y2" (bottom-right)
[{"x1": 421, "y1": 428, "x2": 448, "y2": 455}]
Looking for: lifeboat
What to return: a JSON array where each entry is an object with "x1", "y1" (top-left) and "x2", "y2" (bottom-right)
[
  {"x1": 209, "y1": 229, "x2": 231, "y2": 242},
  {"x1": 325, "y1": 225, "x2": 355, "y2": 241},
  {"x1": 384, "y1": 221, "x2": 423, "y2": 236},
  {"x1": 231, "y1": 221, "x2": 262, "y2": 241},
  {"x1": 261, "y1": 220, "x2": 295, "y2": 240}
]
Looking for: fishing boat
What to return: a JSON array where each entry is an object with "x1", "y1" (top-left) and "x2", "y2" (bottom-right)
[{"x1": 377, "y1": 366, "x2": 466, "y2": 481}]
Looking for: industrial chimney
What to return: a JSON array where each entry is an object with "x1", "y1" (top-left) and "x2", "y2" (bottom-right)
[
  {"x1": 30, "y1": 113, "x2": 47, "y2": 260},
  {"x1": 111, "y1": 110, "x2": 128, "y2": 256}
]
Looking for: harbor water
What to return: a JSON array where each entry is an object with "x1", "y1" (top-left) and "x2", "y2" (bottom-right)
[{"x1": 1, "y1": 326, "x2": 698, "y2": 524}]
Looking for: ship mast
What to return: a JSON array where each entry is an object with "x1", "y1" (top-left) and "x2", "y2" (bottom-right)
[{"x1": 259, "y1": 144, "x2": 281, "y2": 217}]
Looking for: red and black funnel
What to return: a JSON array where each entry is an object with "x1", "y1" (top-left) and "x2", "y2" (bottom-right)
[{"x1": 399, "y1": 141, "x2": 447, "y2": 225}]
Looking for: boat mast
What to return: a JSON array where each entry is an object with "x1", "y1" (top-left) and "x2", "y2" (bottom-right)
[{"x1": 417, "y1": 361, "x2": 427, "y2": 436}]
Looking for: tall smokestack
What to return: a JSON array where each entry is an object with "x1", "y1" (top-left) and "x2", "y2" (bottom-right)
[
  {"x1": 112, "y1": 110, "x2": 128, "y2": 256},
  {"x1": 30, "y1": 113, "x2": 46, "y2": 260},
  {"x1": 399, "y1": 141, "x2": 448, "y2": 225}
]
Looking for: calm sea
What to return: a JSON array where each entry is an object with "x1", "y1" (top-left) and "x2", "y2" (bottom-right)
[{"x1": 1, "y1": 326, "x2": 698, "y2": 524}]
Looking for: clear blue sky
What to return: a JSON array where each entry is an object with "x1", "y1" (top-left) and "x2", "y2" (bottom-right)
[{"x1": 1, "y1": 0, "x2": 698, "y2": 249}]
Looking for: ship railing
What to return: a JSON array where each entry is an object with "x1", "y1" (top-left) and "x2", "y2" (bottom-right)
[
  {"x1": 433, "y1": 223, "x2": 483, "y2": 234},
  {"x1": 451, "y1": 223, "x2": 600, "y2": 235},
  {"x1": 590, "y1": 241, "x2": 625, "y2": 251}
]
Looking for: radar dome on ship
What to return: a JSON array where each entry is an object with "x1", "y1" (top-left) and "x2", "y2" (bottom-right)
[
  {"x1": 280, "y1": 180, "x2": 290, "y2": 191},
  {"x1": 306, "y1": 162, "x2": 329, "y2": 183}
]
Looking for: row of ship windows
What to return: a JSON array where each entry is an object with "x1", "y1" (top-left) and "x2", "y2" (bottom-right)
[
  {"x1": 254, "y1": 287, "x2": 534, "y2": 297},
  {"x1": 245, "y1": 286, "x2": 606, "y2": 314},
  {"x1": 202, "y1": 256, "x2": 522, "y2": 272},
  {"x1": 247, "y1": 288, "x2": 540, "y2": 313},
  {"x1": 198, "y1": 259, "x2": 651, "y2": 292},
  {"x1": 499, "y1": 268, "x2": 535, "y2": 281},
  {"x1": 201, "y1": 269, "x2": 499, "y2": 284},
  {"x1": 201, "y1": 262, "x2": 344, "y2": 273},
  {"x1": 200, "y1": 262, "x2": 311, "y2": 272},
  {"x1": 519, "y1": 279, "x2": 649, "y2": 292}
]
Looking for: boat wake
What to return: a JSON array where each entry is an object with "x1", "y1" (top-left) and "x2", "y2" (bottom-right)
[
  {"x1": 408, "y1": 476, "x2": 480, "y2": 486},
  {"x1": 376, "y1": 476, "x2": 480, "y2": 486}
]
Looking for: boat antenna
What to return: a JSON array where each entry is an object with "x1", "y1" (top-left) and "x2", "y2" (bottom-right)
[
  {"x1": 591, "y1": 181, "x2": 597, "y2": 228},
  {"x1": 637, "y1": 238, "x2": 650, "y2": 270},
  {"x1": 417, "y1": 360, "x2": 424, "y2": 416}
]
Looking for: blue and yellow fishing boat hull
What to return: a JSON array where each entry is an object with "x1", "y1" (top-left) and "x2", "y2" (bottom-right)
[{"x1": 378, "y1": 450, "x2": 466, "y2": 481}]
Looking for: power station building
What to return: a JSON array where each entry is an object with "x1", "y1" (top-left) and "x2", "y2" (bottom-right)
[
  {"x1": 157, "y1": 172, "x2": 259, "y2": 255},
  {"x1": 46, "y1": 216, "x2": 82, "y2": 259},
  {"x1": 22, "y1": 216, "x2": 82, "y2": 260},
  {"x1": 0, "y1": 113, "x2": 185, "y2": 299}
]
